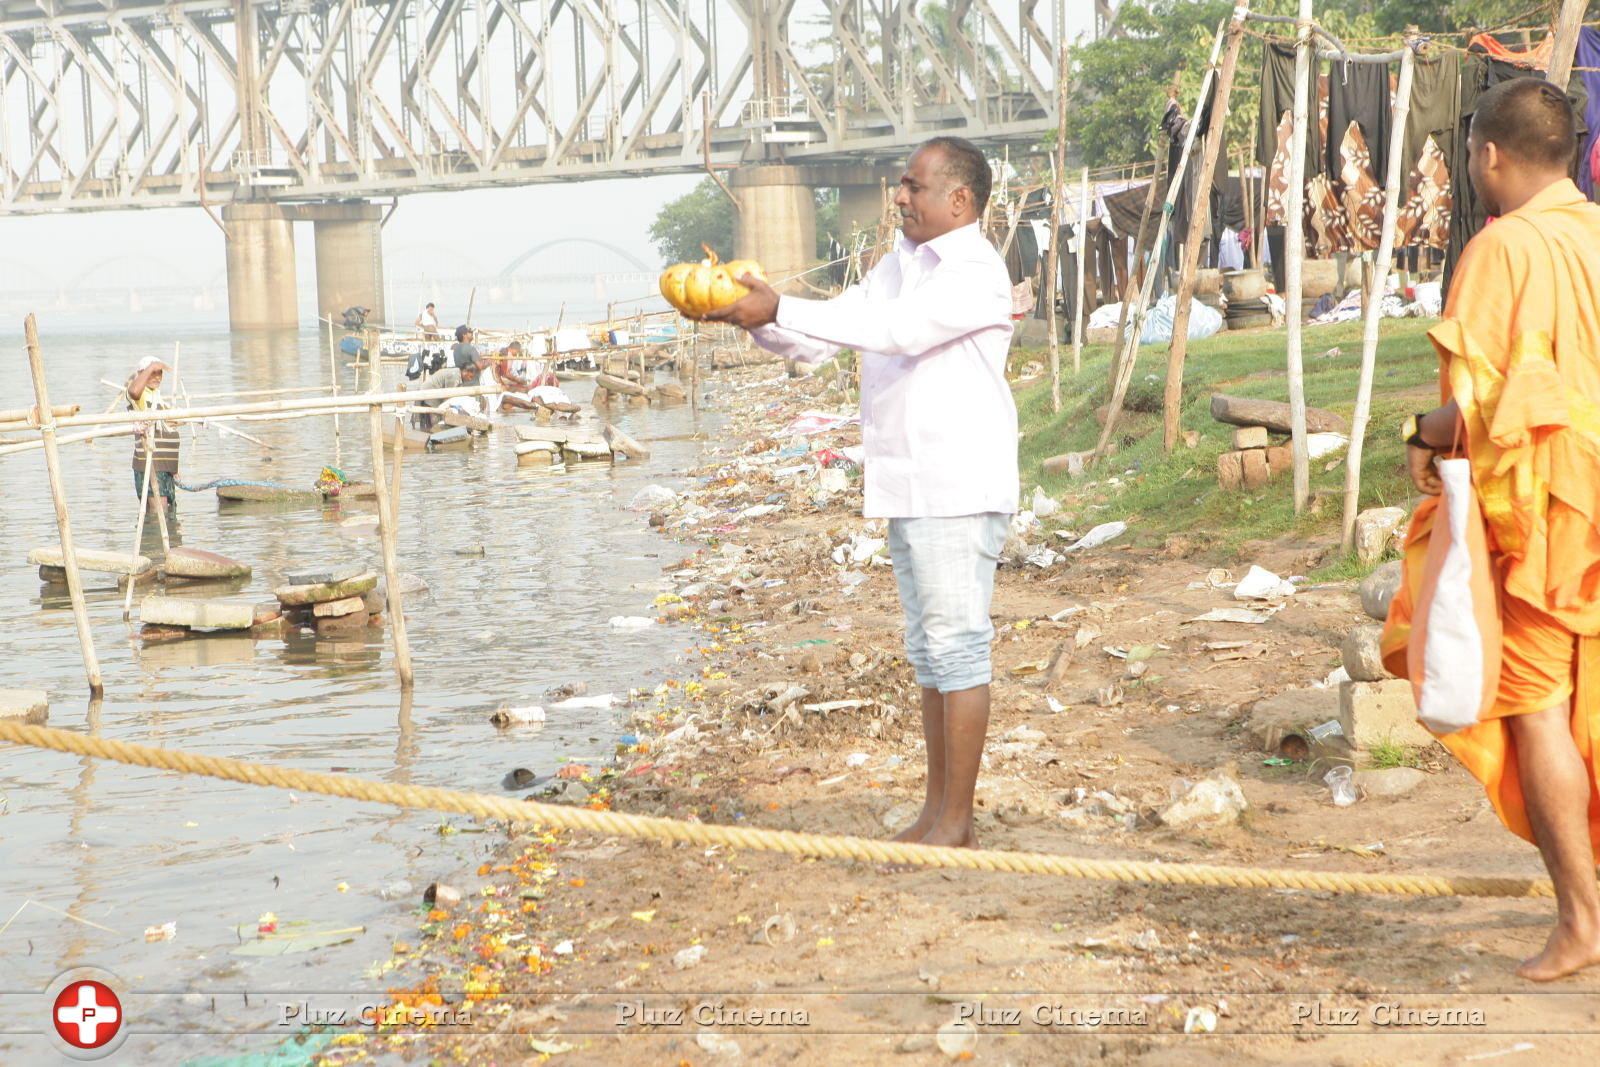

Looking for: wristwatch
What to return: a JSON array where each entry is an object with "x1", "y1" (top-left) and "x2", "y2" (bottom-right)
[{"x1": 1401, "y1": 413, "x2": 1429, "y2": 449}]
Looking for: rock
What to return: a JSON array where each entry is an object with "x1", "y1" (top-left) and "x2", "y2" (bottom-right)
[
  {"x1": 1338, "y1": 679, "x2": 1438, "y2": 751},
  {"x1": 503, "y1": 767, "x2": 537, "y2": 790},
  {"x1": 652, "y1": 382, "x2": 687, "y2": 402},
  {"x1": 1265, "y1": 444, "x2": 1293, "y2": 475},
  {"x1": 672, "y1": 944, "x2": 706, "y2": 970},
  {"x1": 1359, "y1": 561, "x2": 1403, "y2": 620},
  {"x1": 252, "y1": 601, "x2": 283, "y2": 626},
  {"x1": 0, "y1": 688, "x2": 48, "y2": 724},
  {"x1": 162, "y1": 547, "x2": 252, "y2": 580},
  {"x1": 882, "y1": 801, "x2": 922, "y2": 833},
  {"x1": 1158, "y1": 775, "x2": 1248, "y2": 827},
  {"x1": 275, "y1": 571, "x2": 378, "y2": 607},
  {"x1": 514, "y1": 424, "x2": 581, "y2": 444},
  {"x1": 382, "y1": 425, "x2": 431, "y2": 451},
  {"x1": 313, "y1": 595, "x2": 366, "y2": 618},
  {"x1": 216, "y1": 483, "x2": 323, "y2": 503},
  {"x1": 1353, "y1": 766, "x2": 1427, "y2": 798},
  {"x1": 1217, "y1": 450, "x2": 1245, "y2": 491},
  {"x1": 429, "y1": 426, "x2": 471, "y2": 449},
  {"x1": 1246, "y1": 688, "x2": 1341, "y2": 755},
  {"x1": 1210, "y1": 394, "x2": 1348, "y2": 435},
  {"x1": 139, "y1": 596, "x2": 256, "y2": 630},
  {"x1": 1341, "y1": 624, "x2": 1393, "y2": 681},
  {"x1": 1354, "y1": 506, "x2": 1408, "y2": 565},
  {"x1": 284, "y1": 563, "x2": 367, "y2": 586},
  {"x1": 1232, "y1": 425, "x2": 1269, "y2": 449},
  {"x1": 1042, "y1": 451, "x2": 1088, "y2": 478},
  {"x1": 423, "y1": 883, "x2": 463, "y2": 908},
  {"x1": 514, "y1": 441, "x2": 558, "y2": 461},
  {"x1": 28, "y1": 545, "x2": 151, "y2": 575},
  {"x1": 602, "y1": 422, "x2": 650, "y2": 460},
  {"x1": 1240, "y1": 448, "x2": 1270, "y2": 488},
  {"x1": 563, "y1": 439, "x2": 613, "y2": 463},
  {"x1": 361, "y1": 590, "x2": 385, "y2": 613},
  {"x1": 315, "y1": 612, "x2": 369, "y2": 637},
  {"x1": 596, "y1": 372, "x2": 647, "y2": 397}
]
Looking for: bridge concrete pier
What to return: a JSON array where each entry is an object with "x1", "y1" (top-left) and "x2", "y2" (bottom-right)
[
  {"x1": 836, "y1": 165, "x2": 902, "y2": 245},
  {"x1": 730, "y1": 166, "x2": 817, "y2": 288},
  {"x1": 310, "y1": 201, "x2": 386, "y2": 326},
  {"x1": 222, "y1": 204, "x2": 298, "y2": 331}
]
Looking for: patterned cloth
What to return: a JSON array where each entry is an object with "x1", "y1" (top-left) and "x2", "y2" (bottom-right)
[
  {"x1": 1396, "y1": 134, "x2": 1454, "y2": 251},
  {"x1": 1339, "y1": 121, "x2": 1385, "y2": 252}
]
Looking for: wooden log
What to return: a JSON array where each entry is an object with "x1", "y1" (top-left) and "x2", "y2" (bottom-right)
[{"x1": 1210, "y1": 394, "x2": 1346, "y2": 435}]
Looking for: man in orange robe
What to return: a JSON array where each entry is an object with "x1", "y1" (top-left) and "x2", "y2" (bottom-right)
[{"x1": 1386, "y1": 78, "x2": 1600, "y2": 981}]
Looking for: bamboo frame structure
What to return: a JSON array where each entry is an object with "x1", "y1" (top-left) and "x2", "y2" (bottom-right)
[
  {"x1": 1073, "y1": 166, "x2": 1090, "y2": 376},
  {"x1": 1341, "y1": 41, "x2": 1417, "y2": 550},
  {"x1": 1283, "y1": 0, "x2": 1315, "y2": 512}
]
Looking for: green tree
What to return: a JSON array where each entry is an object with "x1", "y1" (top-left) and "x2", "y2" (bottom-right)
[{"x1": 649, "y1": 177, "x2": 842, "y2": 266}]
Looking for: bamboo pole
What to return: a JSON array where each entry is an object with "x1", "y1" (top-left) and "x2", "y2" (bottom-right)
[
  {"x1": 328, "y1": 318, "x2": 342, "y2": 443},
  {"x1": 35, "y1": 383, "x2": 504, "y2": 431},
  {"x1": 368, "y1": 401, "x2": 413, "y2": 689},
  {"x1": 123, "y1": 449, "x2": 156, "y2": 619},
  {"x1": 1109, "y1": 158, "x2": 1165, "y2": 394},
  {"x1": 1547, "y1": 0, "x2": 1587, "y2": 88},
  {"x1": 1073, "y1": 166, "x2": 1089, "y2": 375},
  {"x1": 1342, "y1": 42, "x2": 1416, "y2": 550},
  {"x1": 1046, "y1": 45, "x2": 1069, "y2": 413},
  {"x1": 0, "y1": 426, "x2": 132, "y2": 457},
  {"x1": 1093, "y1": 19, "x2": 1229, "y2": 466},
  {"x1": 23, "y1": 315, "x2": 102, "y2": 696},
  {"x1": 0, "y1": 403, "x2": 78, "y2": 424},
  {"x1": 1284, "y1": 0, "x2": 1314, "y2": 512},
  {"x1": 1163, "y1": 3, "x2": 1250, "y2": 452}
]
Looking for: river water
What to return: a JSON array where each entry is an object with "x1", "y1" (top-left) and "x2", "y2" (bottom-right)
[{"x1": 0, "y1": 315, "x2": 716, "y2": 1063}]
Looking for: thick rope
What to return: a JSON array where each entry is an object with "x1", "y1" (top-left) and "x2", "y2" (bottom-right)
[{"x1": 0, "y1": 720, "x2": 1553, "y2": 899}]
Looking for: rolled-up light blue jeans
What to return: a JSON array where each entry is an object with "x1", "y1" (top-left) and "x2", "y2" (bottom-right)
[{"x1": 887, "y1": 513, "x2": 1010, "y2": 694}]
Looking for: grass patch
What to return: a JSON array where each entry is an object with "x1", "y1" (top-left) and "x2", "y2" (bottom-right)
[
  {"x1": 1015, "y1": 318, "x2": 1439, "y2": 561},
  {"x1": 1363, "y1": 737, "x2": 1426, "y2": 770}
]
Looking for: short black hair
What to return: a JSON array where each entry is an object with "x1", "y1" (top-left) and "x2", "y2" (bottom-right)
[
  {"x1": 919, "y1": 136, "x2": 993, "y2": 214},
  {"x1": 426, "y1": 302, "x2": 434, "y2": 308},
  {"x1": 455, "y1": 324, "x2": 472, "y2": 341},
  {"x1": 1471, "y1": 77, "x2": 1577, "y2": 169}
]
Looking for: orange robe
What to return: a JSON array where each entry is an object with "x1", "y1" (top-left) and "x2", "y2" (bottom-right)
[{"x1": 1381, "y1": 178, "x2": 1600, "y2": 849}]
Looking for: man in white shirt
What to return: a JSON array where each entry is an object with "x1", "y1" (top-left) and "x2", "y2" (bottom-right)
[
  {"x1": 415, "y1": 302, "x2": 441, "y2": 339},
  {"x1": 707, "y1": 136, "x2": 1018, "y2": 852}
]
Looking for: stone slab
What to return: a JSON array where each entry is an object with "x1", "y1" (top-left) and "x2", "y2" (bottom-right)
[
  {"x1": 284, "y1": 563, "x2": 366, "y2": 587},
  {"x1": 39, "y1": 564, "x2": 151, "y2": 589},
  {"x1": 0, "y1": 688, "x2": 48, "y2": 723},
  {"x1": 595, "y1": 372, "x2": 647, "y2": 397},
  {"x1": 162, "y1": 546, "x2": 252, "y2": 580},
  {"x1": 429, "y1": 425, "x2": 471, "y2": 448},
  {"x1": 1232, "y1": 426, "x2": 1269, "y2": 450},
  {"x1": 514, "y1": 425, "x2": 580, "y2": 445},
  {"x1": 383, "y1": 426, "x2": 431, "y2": 452},
  {"x1": 562, "y1": 440, "x2": 613, "y2": 462},
  {"x1": 216, "y1": 484, "x2": 323, "y2": 503},
  {"x1": 29, "y1": 545, "x2": 151, "y2": 575},
  {"x1": 361, "y1": 590, "x2": 385, "y2": 613},
  {"x1": 1338, "y1": 678, "x2": 1438, "y2": 751},
  {"x1": 313, "y1": 595, "x2": 366, "y2": 618},
  {"x1": 274, "y1": 571, "x2": 378, "y2": 607},
  {"x1": 139, "y1": 596, "x2": 256, "y2": 630},
  {"x1": 315, "y1": 611, "x2": 370, "y2": 637}
]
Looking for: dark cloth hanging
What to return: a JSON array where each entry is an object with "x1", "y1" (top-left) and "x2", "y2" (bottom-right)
[
  {"x1": 1401, "y1": 52, "x2": 1462, "y2": 182},
  {"x1": 1445, "y1": 50, "x2": 1592, "y2": 289},
  {"x1": 1257, "y1": 42, "x2": 1324, "y2": 175},
  {"x1": 1266, "y1": 224, "x2": 1287, "y2": 295},
  {"x1": 1325, "y1": 57, "x2": 1393, "y2": 188},
  {"x1": 1161, "y1": 95, "x2": 1229, "y2": 249},
  {"x1": 1103, "y1": 182, "x2": 1155, "y2": 236},
  {"x1": 1576, "y1": 27, "x2": 1600, "y2": 199}
]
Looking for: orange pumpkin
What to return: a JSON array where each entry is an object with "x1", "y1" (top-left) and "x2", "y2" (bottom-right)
[{"x1": 658, "y1": 245, "x2": 767, "y2": 318}]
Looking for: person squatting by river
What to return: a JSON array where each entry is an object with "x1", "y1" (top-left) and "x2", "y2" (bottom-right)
[
  {"x1": 1387, "y1": 78, "x2": 1600, "y2": 981},
  {"x1": 707, "y1": 136, "x2": 1018, "y2": 852},
  {"x1": 126, "y1": 355, "x2": 179, "y2": 513}
]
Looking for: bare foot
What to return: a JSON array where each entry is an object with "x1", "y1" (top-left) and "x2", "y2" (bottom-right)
[
  {"x1": 1516, "y1": 921, "x2": 1600, "y2": 981},
  {"x1": 917, "y1": 826, "x2": 978, "y2": 850}
]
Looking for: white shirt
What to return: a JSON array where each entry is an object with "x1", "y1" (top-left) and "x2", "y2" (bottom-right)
[
  {"x1": 418, "y1": 307, "x2": 439, "y2": 329},
  {"x1": 751, "y1": 222, "x2": 1018, "y2": 519}
]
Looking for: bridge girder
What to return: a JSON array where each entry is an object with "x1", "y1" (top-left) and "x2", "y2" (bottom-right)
[{"x1": 0, "y1": 0, "x2": 1067, "y2": 215}]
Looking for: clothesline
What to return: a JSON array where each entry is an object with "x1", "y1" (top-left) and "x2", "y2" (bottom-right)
[{"x1": 1235, "y1": 24, "x2": 1600, "y2": 73}]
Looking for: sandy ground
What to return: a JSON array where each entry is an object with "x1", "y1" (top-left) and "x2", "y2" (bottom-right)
[{"x1": 361, "y1": 364, "x2": 1599, "y2": 1067}]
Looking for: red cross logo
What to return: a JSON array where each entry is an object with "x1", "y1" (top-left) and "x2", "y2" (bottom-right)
[{"x1": 52, "y1": 979, "x2": 122, "y2": 1049}]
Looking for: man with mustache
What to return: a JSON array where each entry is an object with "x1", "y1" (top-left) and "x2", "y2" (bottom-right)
[{"x1": 707, "y1": 136, "x2": 1018, "y2": 853}]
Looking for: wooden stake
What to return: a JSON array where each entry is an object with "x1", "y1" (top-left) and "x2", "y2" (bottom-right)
[
  {"x1": 369, "y1": 401, "x2": 413, "y2": 689},
  {"x1": 1342, "y1": 41, "x2": 1416, "y2": 549},
  {"x1": 1547, "y1": 0, "x2": 1587, "y2": 88},
  {"x1": 328, "y1": 318, "x2": 342, "y2": 443},
  {"x1": 23, "y1": 314, "x2": 103, "y2": 696},
  {"x1": 1094, "y1": 20, "x2": 1229, "y2": 466},
  {"x1": 1285, "y1": 0, "x2": 1314, "y2": 512},
  {"x1": 1109, "y1": 159, "x2": 1164, "y2": 393},
  {"x1": 1073, "y1": 166, "x2": 1090, "y2": 375},
  {"x1": 1163, "y1": 4, "x2": 1250, "y2": 452},
  {"x1": 1046, "y1": 45, "x2": 1069, "y2": 413},
  {"x1": 123, "y1": 449, "x2": 156, "y2": 619}
]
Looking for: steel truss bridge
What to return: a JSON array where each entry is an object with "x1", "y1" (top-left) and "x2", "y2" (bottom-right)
[{"x1": 0, "y1": 0, "x2": 1076, "y2": 216}]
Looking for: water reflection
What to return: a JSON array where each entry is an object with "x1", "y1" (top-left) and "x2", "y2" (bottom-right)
[{"x1": 0, "y1": 319, "x2": 714, "y2": 1059}]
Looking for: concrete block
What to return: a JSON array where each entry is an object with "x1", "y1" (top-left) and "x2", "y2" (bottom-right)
[
  {"x1": 1340, "y1": 624, "x2": 1393, "y2": 681},
  {"x1": 1232, "y1": 426, "x2": 1269, "y2": 449},
  {"x1": 139, "y1": 596, "x2": 256, "y2": 630},
  {"x1": 274, "y1": 572, "x2": 377, "y2": 607},
  {"x1": 1240, "y1": 448, "x2": 1271, "y2": 489},
  {"x1": 1218, "y1": 450, "x2": 1245, "y2": 491},
  {"x1": 0, "y1": 688, "x2": 48, "y2": 723},
  {"x1": 313, "y1": 595, "x2": 366, "y2": 618},
  {"x1": 516, "y1": 447, "x2": 555, "y2": 465},
  {"x1": 1265, "y1": 445, "x2": 1293, "y2": 476},
  {"x1": 163, "y1": 547, "x2": 252, "y2": 580},
  {"x1": 1355, "y1": 506, "x2": 1408, "y2": 565},
  {"x1": 1338, "y1": 679, "x2": 1438, "y2": 751},
  {"x1": 29, "y1": 545, "x2": 151, "y2": 575},
  {"x1": 284, "y1": 563, "x2": 366, "y2": 586}
]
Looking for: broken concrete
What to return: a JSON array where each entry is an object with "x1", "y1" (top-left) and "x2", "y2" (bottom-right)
[
  {"x1": 1338, "y1": 678, "x2": 1437, "y2": 751},
  {"x1": 29, "y1": 546, "x2": 151, "y2": 575},
  {"x1": 1354, "y1": 506, "x2": 1408, "y2": 565},
  {"x1": 312, "y1": 595, "x2": 366, "y2": 618}
]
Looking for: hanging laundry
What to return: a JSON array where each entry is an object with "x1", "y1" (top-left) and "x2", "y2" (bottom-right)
[
  {"x1": 1326, "y1": 58, "x2": 1394, "y2": 189},
  {"x1": 1395, "y1": 135, "x2": 1453, "y2": 251},
  {"x1": 1265, "y1": 112, "x2": 1294, "y2": 226},
  {"x1": 1400, "y1": 52, "x2": 1462, "y2": 183},
  {"x1": 1338, "y1": 121, "x2": 1385, "y2": 252},
  {"x1": 1576, "y1": 27, "x2": 1600, "y2": 199},
  {"x1": 1257, "y1": 42, "x2": 1323, "y2": 175},
  {"x1": 1306, "y1": 172, "x2": 1350, "y2": 257}
]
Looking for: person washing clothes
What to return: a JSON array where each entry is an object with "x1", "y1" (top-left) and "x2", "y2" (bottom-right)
[{"x1": 126, "y1": 356, "x2": 180, "y2": 512}]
